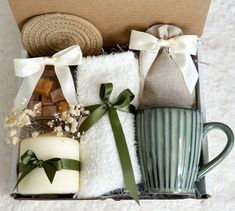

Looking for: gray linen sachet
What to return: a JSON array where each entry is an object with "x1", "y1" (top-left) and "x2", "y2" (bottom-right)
[{"x1": 137, "y1": 24, "x2": 197, "y2": 109}]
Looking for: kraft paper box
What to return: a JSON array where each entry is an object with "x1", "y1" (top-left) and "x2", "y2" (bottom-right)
[{"x1": 8, "y1": 0, "x2": 211, "y2": 200}]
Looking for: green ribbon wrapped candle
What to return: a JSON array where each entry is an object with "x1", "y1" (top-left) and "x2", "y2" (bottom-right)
[
  {"x1": 15, "y1": 149, "x2": 80, "y2": 189},
  {"x1": 79, "y1": 83, "x2": 139, "y2": 204}
]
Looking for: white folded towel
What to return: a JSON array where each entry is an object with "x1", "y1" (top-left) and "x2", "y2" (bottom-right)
[{"x1": 75, "y1": 51, "x2": 141, "y2": 198}]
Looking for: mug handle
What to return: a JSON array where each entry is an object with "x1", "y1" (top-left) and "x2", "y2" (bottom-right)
[{"x1": 197, "y1": 122, "x2": 234, "y2": 180}]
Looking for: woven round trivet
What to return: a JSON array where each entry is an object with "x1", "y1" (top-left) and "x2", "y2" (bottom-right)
[{"x1": 21, "y1": 13, "x2": 103, "y2": 57}]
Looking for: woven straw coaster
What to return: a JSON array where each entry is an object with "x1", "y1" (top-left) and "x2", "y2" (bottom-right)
[{"x1": 22, "y1": 13, "x2": 103, "y2": 57}]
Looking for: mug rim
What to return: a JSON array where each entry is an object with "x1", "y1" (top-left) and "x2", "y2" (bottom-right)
[{"x1": 137, "y1": 107, "x2": 202, "y2": 114}]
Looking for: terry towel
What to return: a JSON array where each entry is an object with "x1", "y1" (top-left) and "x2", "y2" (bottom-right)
[{"x1": 76, "y1": 51, "x2": 141, "y2": 198}]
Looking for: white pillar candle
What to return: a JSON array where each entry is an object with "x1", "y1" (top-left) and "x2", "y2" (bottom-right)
[{"x1": 17, "y1": 135, "x2": 79, "y2": 194}]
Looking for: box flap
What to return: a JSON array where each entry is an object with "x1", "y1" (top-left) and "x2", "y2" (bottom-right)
[{"x1": 8, "y1": 0, "x2": 211, "y2": 47}]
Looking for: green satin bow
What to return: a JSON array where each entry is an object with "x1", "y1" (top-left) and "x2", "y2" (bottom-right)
[
  {"x1": 15, "y1": 150, "x2": 80, "y2": 189},
  {"x1": 79, "y1": 83, "x2": 139, "y2": 204}
]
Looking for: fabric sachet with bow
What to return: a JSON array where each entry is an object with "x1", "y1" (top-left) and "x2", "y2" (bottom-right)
[{"x1": 129, "y1": 24, "x2": 198, "y2": 109}]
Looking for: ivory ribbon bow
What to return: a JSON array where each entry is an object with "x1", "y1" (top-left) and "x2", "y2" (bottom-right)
[
  {"x1": 129, "y1": 30, "x2": 198, "y2": 94},
  {"x1": 14, "y1": 45, "x2": 82, "y2": 111}
]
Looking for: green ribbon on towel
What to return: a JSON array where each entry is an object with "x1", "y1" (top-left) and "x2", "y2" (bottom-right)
[
  {"x1": 15, "y1": 150, "x2": 80, "y2": 189},
  {"x1": 79, "y1": 83, "x2": 139, "y2": 204}
]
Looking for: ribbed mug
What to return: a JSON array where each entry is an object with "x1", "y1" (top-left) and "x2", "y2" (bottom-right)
[{"x1": 136, "y1": 108, "x2": 234, "y2": 195}]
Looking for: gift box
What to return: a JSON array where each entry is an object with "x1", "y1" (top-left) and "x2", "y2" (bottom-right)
[{"x1": 8, "y1": 0, "x2": 211, "y2": 201}]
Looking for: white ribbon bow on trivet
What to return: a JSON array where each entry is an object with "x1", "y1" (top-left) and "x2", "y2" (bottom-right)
[
  {"x1": 14, "y1": 45, "x2": 82, "y2": 111},
  {"x1": 129, "y1": 30, "x2": 198, "y2": 94}
]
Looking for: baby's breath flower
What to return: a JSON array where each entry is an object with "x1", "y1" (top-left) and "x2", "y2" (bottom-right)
[
  {"x1": 4, "y1": 100, "x2": 39, "y2": 144},
  {"x1": 54, "y1": 126, "x2": 63, "y2": 132},
  {"x1": 4, "y1": 102, "x2": 85, "y2": 144},
  {"x1": 77, "y1": 132, "x2": 81, "y2": 138},
  {"x1": 56, "y1": 131, "x2": 63, "y2": 136},
  {"x1": 47, "y1": 121, "x2": 53, "y2": 127},
  {"x1": 25, "y1": 109, "x2": 36, "y2": 117},
  {"x1": 61, "y1": 112, "x2": 69, "y2": 121},
  {"x1": 70, "y1": 109, "x2": 78, "y2": 116},
  {"x1": 9, "y1": 129, "x2": 17, "y2": 137},
  {"x1": 12, "y1": 137, "x2": 19, "y2": 145},
  {"x1": 32, "y1": 131, "x2": 39, "y2": 138},
  {"x1": 70, "y1": 128, "x2": 76, "y2": 134},
  {"x1": 84, "y1": 110, "x2": 90, "y2": 115},
  {"x1": 67, "y1": 116, "x2": 75, "y2": 124},
  {"x1": 65, "y1": 125, "x2": 70, "y2": 132},
  {"x1": 71, "y1": 121, "x2": 78, "y2": 133}
]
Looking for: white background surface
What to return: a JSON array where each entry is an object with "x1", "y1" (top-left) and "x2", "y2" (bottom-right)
[{"x1": 0, "y1": 0, "x2": 234, "y2": 210}]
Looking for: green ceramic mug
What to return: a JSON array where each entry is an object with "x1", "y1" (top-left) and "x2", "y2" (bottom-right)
[{"x1": 136, "y1": 108, "x2": 234, "y2": 195}]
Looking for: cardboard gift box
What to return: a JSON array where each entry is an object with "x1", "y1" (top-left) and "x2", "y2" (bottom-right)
[{"x1": 8, "y1": 0, "x2": 211, "y2": 200}]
